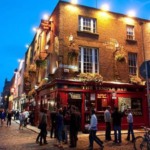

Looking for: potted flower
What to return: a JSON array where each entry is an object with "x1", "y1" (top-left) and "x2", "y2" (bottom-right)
[{"x1": 129, "y1": 75, "x2": 142, "y2": 85}]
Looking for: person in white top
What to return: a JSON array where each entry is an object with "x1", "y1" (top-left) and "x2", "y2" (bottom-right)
[
  {"x1": 104, "y1": 106, "x2": 112, "y2": 141},
  {"x1": 88, "y1": 109, "x2": 104, "y2": 150},
  {"x1": 126, "y1": 107, "x2": 135, "y2": 142}
]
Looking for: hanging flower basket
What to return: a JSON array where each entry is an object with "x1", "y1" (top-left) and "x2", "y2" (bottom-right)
[
  {"x1": 115, "y1": 53, "x2": 125, "y2": 62},
  {"x1": 36, "y1": 59, "x2": 47, "y2": 68},
  {"x1": 68, "y1": 50, "x2": 78, "y2": 63}
]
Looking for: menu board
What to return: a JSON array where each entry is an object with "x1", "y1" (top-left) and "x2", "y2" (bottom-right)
[{"x1": 118, "y1": 97, "x2": 142, "y2": 116}]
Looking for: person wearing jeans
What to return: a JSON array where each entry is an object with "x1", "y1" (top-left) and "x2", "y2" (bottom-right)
[
  {"x1": 126, "y1": 108, "x2": 135, "y2": 142},
  {"x1": 111, "y1": 107, "x2": 124, "y2": 143},
  {"x1": 104, "y1": 106, "x2": 112, "y2": 141},
  {"x1": 88, "y1": 109, "x2": 104, "y2": 150}
]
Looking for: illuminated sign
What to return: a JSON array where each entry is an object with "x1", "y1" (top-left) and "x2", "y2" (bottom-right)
[{"x1": 97, "y1": 94, "x2": 107, "y2": 99}]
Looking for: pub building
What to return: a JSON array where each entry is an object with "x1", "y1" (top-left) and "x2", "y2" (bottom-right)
[
  {"x1": 23, "y1": 1, "x2": 150, "y2": 131},
  {"x1": 35, "y1": 78, "x2": 148, "y2": 131}
]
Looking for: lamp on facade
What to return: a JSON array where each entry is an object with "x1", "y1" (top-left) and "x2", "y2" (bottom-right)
[
  {"x1": 101, "y1": 3, "x2": 110, "y2": 11},
  {"x1": 127, "y1": 10, "x2": 136, "y2": 18}
]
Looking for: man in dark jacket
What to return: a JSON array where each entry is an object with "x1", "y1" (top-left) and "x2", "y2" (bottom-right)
[
  {"x1": 111, "y1": 107, "x2": 124, "y2": 143},
  {"x1": 69, "y1": 106, "x2": 81, "y2": 148}
]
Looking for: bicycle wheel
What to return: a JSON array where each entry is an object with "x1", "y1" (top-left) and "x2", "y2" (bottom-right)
[{"x1": 134, "y1": 136, "x2": 148, "y2": 150}]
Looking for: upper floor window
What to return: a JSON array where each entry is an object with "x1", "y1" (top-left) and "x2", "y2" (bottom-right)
[
  {"x1": 126, "y1": 25, "x2": 135, "y2": 40},
  {"x1": 79, "y1": 47, "x2": 99, "y2": 73},
  {"x1": 128, "y1": 52, "x2": 137, "y2": 75},
  {"x1": 79, "y1": 16, "x2": 96, "y2": 33}
]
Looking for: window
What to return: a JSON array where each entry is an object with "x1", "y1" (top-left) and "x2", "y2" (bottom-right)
[
  {"x1": 126, "y1": 25, "x2": 135, "y2": 40},
  {"x1": 128, "y1": 52, "x2": 137, "y2": 75},
  {"x1": 79, "y1": 47, "x2": 99, "y2": 73},
  {"x1": 79, "y1": 16, "x2": 96, "y2": 33}
]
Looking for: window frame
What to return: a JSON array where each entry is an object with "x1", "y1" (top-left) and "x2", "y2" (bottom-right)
[
  {"x1": 126, "y1": 25, "x2": 135, "y2": 40},
  {"x1": 79, "y1": 16, "x2": 97, "y2": 33},
  {"x1": 128, "y1": 52, "x2": 137, "y2": 75},
  {"x1": 79, "y1": 46, "x2": 99, "y2": 73}
]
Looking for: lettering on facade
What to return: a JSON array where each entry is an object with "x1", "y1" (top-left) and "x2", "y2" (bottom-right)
[
  {"x1": 69, "y1": 93, "x2": 82, "y2": 99},
  {"x1": 97, "y1": 94, "x2": 107, "y2": 99}
]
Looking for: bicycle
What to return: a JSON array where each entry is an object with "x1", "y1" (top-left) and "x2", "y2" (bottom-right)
[{"x1": 134, "y1": 126, "x2": 150, "y2": 150}]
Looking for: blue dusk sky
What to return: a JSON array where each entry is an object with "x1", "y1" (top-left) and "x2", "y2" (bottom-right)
[{"x1": 0, "y1": 0, "x2": 150, "y2": 93}]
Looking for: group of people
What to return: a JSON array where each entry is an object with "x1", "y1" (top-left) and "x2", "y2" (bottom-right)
[
  {"x1": 36, "y1": 105, "x2": 81, "y2": 148},
  {"x1": 87, "y1": 106, "x2": 135, "y2": 150},
  {"x1": 0, "y1": 109, "x2": 12, "y2": 127},
  {"x1": 34, "y1": 105, "x2": 134, "y2": 150},
  {"x1": 104, "y1": 106, "x2": 135, "y2": 143}
]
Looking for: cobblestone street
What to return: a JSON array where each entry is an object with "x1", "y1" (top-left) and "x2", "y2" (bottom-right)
[{"x1": 0, "y1": 120, "x2": 144, "y2": 150}]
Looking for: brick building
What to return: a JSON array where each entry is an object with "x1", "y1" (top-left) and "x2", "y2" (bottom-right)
[{"x1": 23, "y1": 1, "x2": 150, "y2": 131}]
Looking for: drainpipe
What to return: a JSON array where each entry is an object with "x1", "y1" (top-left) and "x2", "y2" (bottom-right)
[{"x1": 140, "y1": 21, "x2": 150, "y2": 126}]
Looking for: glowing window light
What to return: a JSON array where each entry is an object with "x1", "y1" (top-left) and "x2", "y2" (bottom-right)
[
  {"x1": 71, "y1": 0, "x2": 78, "y2": 4},
  {"x1": 101, "y1": 4, "x2": 110, "y2": 11},
  {"x1": 127, "y1": 10, "x2": 136, "y2": 17}
]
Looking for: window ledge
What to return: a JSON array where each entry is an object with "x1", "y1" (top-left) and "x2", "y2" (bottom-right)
[
  {"x1": 77, "y1": 30, "x2": 99, "y2": 38},
  {"x1": 126, "y1": 39, "x2": 137, "y2": 43}
]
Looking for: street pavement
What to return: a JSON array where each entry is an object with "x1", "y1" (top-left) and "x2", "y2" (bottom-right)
[{"x1": 0, "y1": 120, "x2": 144, "y2": 150}]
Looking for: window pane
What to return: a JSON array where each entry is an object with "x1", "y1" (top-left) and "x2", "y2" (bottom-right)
[
  {"x1": 128, "y1": 53, "x2": 137, "y2": 75},
  {"x1": 79, "y1": 16, "x2": 96, "y2": 33},
  {"x1": 79, "y1": 47, "x2": 99, "y2": 73}
]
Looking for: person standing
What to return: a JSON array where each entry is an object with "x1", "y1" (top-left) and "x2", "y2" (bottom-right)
[
  {"x1": 19, "y1": 111, "x2": 25, "y2": 130},
  {"x1": 38, "y1": 113, "x2": 48, "y2": 145},
  {"x1": 88, "y1": 109, "x2": 104, "y2": 150},
  {"x1": 50, "y1": 111, "x2": 57, "y2": 138},
  {"x1": 7, "y1": 110, "x2": 12, "y2": 127},
  {"x1": 111, "y1": 107, "x2": 124, "y2": 143},
  {"x1": 104, "y1": 106, "x2": 112, "y2": 141},
  {"x1": 0, "y1": 109, "x2": 6, "y2": 127},
  {"x1": 69, "y1": 106, "x2": 81, "y2": 148},
  {"x1": 54, "y1": 108, "x2": 64, "y2": 148},
  {"x1": 126, "y1": 107, "x2": 135, "y2": 142}
]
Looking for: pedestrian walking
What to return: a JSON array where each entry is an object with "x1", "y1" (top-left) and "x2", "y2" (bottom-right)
[
  {"x1": 19, "y1": 111, "x2": 25, "y2": 130},
  {"x1": 126, "y1": 107, "x2": 135, "y2": 142},
  {"x1": 36, "y1": 109, "x2": 46, "y2": 143},
  {"x1": 111, "y1": 107, "x2": 124, "y2": 143},
  {"x1": 54, "y1": 108, "x2": 64, "y2": 148},
  {"x1": 50, "y1": 111, "x2": 57, "y2": 138},
  {"x1": 0, "y1": 109, "x2": 6, "y2": 127},
  {"x1": 7, "y1": 110, "x2": 12, "y2": 127},
  {"x1": 104, "y1": 106, "x2": 112, "y2": 141},
  {"x1": 88, "y1": 109, "x2": 104, "y2": 150},
  {"x1": 38, "y1": 113, "x2": 48, "y2": 145},
  {"x1": 63, "y1": 111, "x2": 70, "y2": 144}
]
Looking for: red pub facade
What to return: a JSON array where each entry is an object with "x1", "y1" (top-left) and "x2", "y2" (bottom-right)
[{"x1": 34, "y1": 79, "x2": 149, "y2": 131}]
